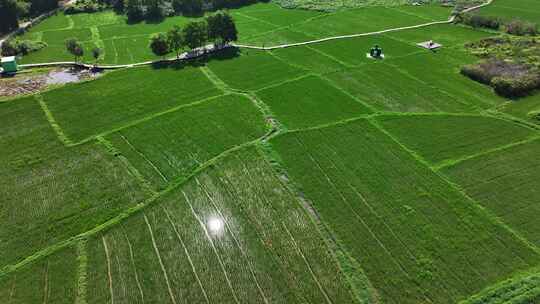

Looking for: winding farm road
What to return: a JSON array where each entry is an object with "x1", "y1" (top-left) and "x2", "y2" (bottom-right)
[{"x1": 16, "y1": 0, "x2": 494, "y2": 70}]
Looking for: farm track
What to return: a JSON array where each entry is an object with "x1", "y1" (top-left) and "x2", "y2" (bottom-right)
[{"x1": 16, "y1": 0, "x2": 494, "y2": 69}]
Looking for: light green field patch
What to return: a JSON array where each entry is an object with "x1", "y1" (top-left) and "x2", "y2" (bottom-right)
[
  {"x1": 41, "y1": 28, "x2": 94, "y2": 45},
  {"x1": 478, "y1": 0, "x2": 540, "y2": 23},
  {"x1": 310, "y1": 34, "x2": 419, "y2": 66},
  {"x1": 442, "y1": 139, "x2": 540, "y2": 246},
  {"x1": 0, "y1": 246, "x2": 78, "y2": 304},
  {"x1": 70, "y1": 11, "x2": 125, "y2": 29},
  {"x1": 272, "y1": 119, "x2": 540, "y2": 304},
  {"x1": 19, "y1": 41, "x2": 97, "y2": 64},
  {"x1": 271, "y1": 45, "x2": 346, "y2": 74},
  {"x1": 103, "y1": 36, "x2": 158, "y2": 64},
  {"x1": 386, "y1": 24, "x2": 494, "y2": 49},
  {"x1": 294, "y1": 6, "x2": 431, "y2": 38},
  {"x1": 86, "y1": 147, "x2": 357, "y2": 304},
  {"x1": 0, "y1": 97, "x2": 148, "y2": 268},
  {"x1": 41, "y1": 65, "x2": 221, "y2": 142},
  {"x1": 256, "y1": 75, "x2": 371, "y2": 129},
  {"x1": 27, "y1": 12, "x2": 71, "y2": 32},
  {"x1": 238, "y1": 5, "x2": 322, "y2": 27},
  {"x1": 389, "y1": 4, "x2": 452, "y2": 22},
  {"x1": 207, "y1": 48, "x2": 306, "y2": 91},
  {"x1": 240, "y1": 28, "x2": 314, "y2": 47},
  {"x1": 386, "y1": 49, "x2": 507, "y2": 110},
  {"x1": 377, "y1": 114, "x2": 537, "y2": 165},
  {"x1": 235, "y1": 20, "x2": 279, "y2": 40},
  {"x1": 500, "y1": 92, "x2": 540, "y2": 125},
  {"x1": 326, "y1": 62, "x2": 475, "y2": 113},
  {"x1": 105, "y1": 94, "x2": 267, "y2": 189}
]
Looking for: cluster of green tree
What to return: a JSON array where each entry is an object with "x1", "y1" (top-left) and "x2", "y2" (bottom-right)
[
  {"x1": 65, "y1": 38, "x2": 103, "y2": 63},
  {"x1": 461, "y1": 37, "x2": 540, "y2": 98},
  {"x1": 64, "y1": 0, "x2": 109, "y2": 14},
  {"x1": 0, "y1": 0, "x2": 59, "y2": 34},
  {"x1": 457, "y1": 14, "x2": 538, "y2": 36},
  {"x1": 1, "y1": 37, "x2": 47, "y2": 56},
  {"x1": 117, "y1": 0, "x2": 266, "y2": 23},
  {"x1": 149, "y1": 11, "x2": 238, "y2": 58}
]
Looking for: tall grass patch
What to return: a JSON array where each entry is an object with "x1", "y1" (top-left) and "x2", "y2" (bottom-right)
[
  {"x1": 271, "y1": 119, "x2": 540, "y2": 304},
  {"x1": 105, "y1": 94, "x2": 267, "y2": 189},
  {"x1": 86, "y1": 147, "x2": 357, "y2": 303},
  {"x1": 377, "y1": 114, "x2": 536, "y2": 165},
  {"x1": 256, "y1": 75, "x2": 371, "y2": 129},
  {"x1": 41, "y1": 65, "x2": 221, "y2": 142},
  {"x1": 442, "y1": 139, "x2": 540, "y2": 246}
]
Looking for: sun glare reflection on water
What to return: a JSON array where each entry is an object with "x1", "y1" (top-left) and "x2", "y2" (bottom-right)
[{"x1": 208, "y1": 217, "x2": 224, "y2": 235}]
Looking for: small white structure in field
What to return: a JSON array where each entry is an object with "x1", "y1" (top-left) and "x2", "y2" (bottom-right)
[{"x1": 417, "y1": 40, "x2": 443, "y2": 50}]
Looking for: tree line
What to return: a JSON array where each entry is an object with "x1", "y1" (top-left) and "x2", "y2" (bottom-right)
[{"x1": 0, "y1": 0, "x2": 59, "y2": 34}]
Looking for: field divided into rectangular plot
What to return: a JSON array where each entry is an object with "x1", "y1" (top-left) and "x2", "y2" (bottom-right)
[
  {"x1": 271, "y1": 119, "x2": 540, "y2": 304},
  {"x1": 207, "y1": 49, "x2": 307, "y2": 91},
  {"x1": 0, "y1": 246, "x2": 79, "y2": 304},
  {"x1": 0, "y1": 97, "x2": 148, "y2": 268},
  {"x1": 501, "y1": 94, "x2": 540, "y2": 125},
  {"x1": 256, "y1": 75, "x2": 371, "y2": 129},
  {"x1": 41, "y1": 65, "x2": 222, "y2": 142},
  {"x1": 86, "y1": 147, "x2": 357, "y2": 304},
  {"x1": 105, "y1": 94, "x2": 268, "y2": 190},
  {"x1": 377, "y1": 114, "x2": 537, "y2": 166},
  {"x1": 442, "y1": 139, "x2": 540, "y2": 247}
]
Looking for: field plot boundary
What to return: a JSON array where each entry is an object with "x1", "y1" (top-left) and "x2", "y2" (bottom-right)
[
  {"x1": 17, "y1": 0, "x2": 494, "y2": 68},
  {"x1": 368, "y1": 117, "x2": 540, "y2": 258}
]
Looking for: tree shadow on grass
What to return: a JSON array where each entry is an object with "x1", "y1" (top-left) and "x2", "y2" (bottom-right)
[{"x1": 150, "y1": 46, "x2": 241, "y2": 71}]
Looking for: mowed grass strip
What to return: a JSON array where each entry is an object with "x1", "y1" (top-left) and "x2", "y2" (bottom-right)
[
  {"x1": 326, "y1": 63, "x2": 475, "y2": 113},
  {"x1": 0, "y1": 97, "x2": 148, "y2": 267},
  {"x1": 271, "y1": 119, "x2": 540, "y2": 304},
  {"x1": 207, "y1": 48, "x2": 306, "y2": 91},
  {"x1": 105, "y1": 94, "x2": 268, "y2": 190},
  {"x1": 0, "y1": 246, "x2": 78, "y2": 304},
  {"x1": 86, "y1": 147, "x2": 356, "y2": 304},
  {"x1": 256, "y1": 75, "x2": 371, "y2": 129},
  {"x1": 442, "y1": 139, "x2": 540, "y2": 246},
  {"x1": 41, "y1": 65, "x2": 222, "y2": 142},
  {"x1": 377, "y1": 114, "x2": 536, "y2": 165}
]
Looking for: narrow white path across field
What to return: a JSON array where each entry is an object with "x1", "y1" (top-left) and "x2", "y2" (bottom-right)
[{"x1": 16, "y1": 0, "x2": 494, "y2": 69}]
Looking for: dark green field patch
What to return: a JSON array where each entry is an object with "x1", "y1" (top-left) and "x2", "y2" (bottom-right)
[
  {"x1": 41, "y1": 65, "x2": 221, "y2": 142},
  {"x1": 105, "y1": 94, "x2": 267, "y2": 189},
  {"x1": 442, "y1": 139, "x2": 540, "y2": 246},
  {"x1": 271, "y1": 119, "x2": 540, "y2": 304},
  {"x1": 207, "y1": 48, "x2": 306, "y2": 91},
  {"x1": 0, "y1": 97, "x2": 147, "y2": 268},
  {"x1": 86, "y1": 147, "x2": 357, "y2": 304},
  {"x1": 377, "y1": 114, "x2": 536, "y2": 165},
  {"x1": 256, "y1": 75, "x2": 370, "y2": 129},
  {"x1": 500, "y1": 94, "x2": 540, "y2": 125},
  {"x1": 20, "y1": 41, "x2": 98, "y2": 64},
  {"x1": 326, "y1": 62, "x2": 474, "y2": 113}
]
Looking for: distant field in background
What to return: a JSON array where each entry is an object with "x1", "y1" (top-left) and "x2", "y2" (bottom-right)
[
  {"x1": 477, "y1": 0, "x2": 540, "y2": 23},
  {"x1": 18, "y1": 3, "x2": 452, "y2": 64}
]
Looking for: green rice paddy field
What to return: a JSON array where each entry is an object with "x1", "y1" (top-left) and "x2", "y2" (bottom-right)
[{"x1": 2, "y1": 1, "x2": 540, "y2": 303}]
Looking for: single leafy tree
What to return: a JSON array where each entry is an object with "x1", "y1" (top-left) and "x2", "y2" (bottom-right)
[
  {"x1": 183, "y1": 21, "x2": 207, "y2": 52},
  {"x1": 91, "y1": 47, "x2": 102, "y2": 64},
  {"x1": 220, "y1": 12, "x2": 238, "y2": 44},
  {"x1": 65, "y1": 38, "x2": 84, "y2": 62},
  {"x1": 167, "y1": 25, "x2": 184, "y2": 58},
  {"x1": 206, "y1": 12, "x2": 222, "y2": 45},
  {"x1": 150, "y1": 33, "x2": 170, "y2": 59}
]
